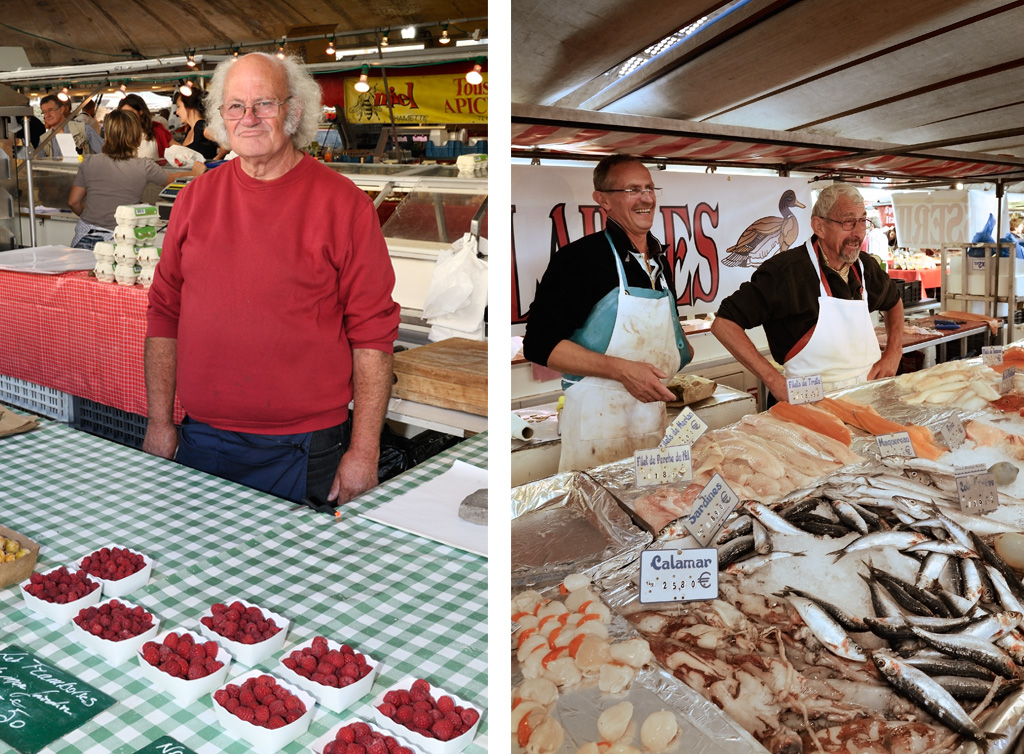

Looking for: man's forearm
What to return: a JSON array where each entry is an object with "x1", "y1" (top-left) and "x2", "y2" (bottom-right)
[
  {"x1": 710, "y1": 317, "x2": 783, "y2": 389},
  {"x1": 349, "y1": 349, "x2": 393, "y2": 455},
  {"x1": 546, "y1": 340, "x2": 623, "y2": 382},
  {"x1": 144, "y1": 337, "x2": 177, "y2": 424},
  {"x1": 883, "y1": 299, "x2": 905, "y2": 358}
]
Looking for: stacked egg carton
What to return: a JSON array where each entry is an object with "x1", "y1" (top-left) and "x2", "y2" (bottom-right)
[{"x1": 112, "y1": 204, "x2": 159, "y2": 287}]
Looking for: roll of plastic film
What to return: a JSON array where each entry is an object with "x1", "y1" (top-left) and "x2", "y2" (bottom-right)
[{"x1": 511, "y1": 413, "x2": 535, "y2": 441}]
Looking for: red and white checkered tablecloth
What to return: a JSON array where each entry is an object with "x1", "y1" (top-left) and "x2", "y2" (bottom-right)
[{"x1": 0, "y1": 269, "x2": 185, "y2": 423}]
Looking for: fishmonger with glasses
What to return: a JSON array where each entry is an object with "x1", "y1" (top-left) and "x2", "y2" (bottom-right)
[
  {"x1": 524, "y1": 154, "x2": 693, "y2": 472},
  {"x1": 711, "y1": 183, "x2": 903, "y2": 405}
]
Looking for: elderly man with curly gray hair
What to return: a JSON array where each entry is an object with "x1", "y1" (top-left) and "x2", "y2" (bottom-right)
[{"x1": 144, "y1": 52, "x2": 400, "y2": 508}]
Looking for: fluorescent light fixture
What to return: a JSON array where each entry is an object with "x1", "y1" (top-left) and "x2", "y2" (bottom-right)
[{"x1": 400, "y1": 26, "x2": 416, "y2": 39}]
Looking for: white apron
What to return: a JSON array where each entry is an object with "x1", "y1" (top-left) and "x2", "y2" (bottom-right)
[
  {"x1": 783, "y1": 240, "x2": 881, "y2": 392},
  {"x1": 559, "y1": 241, "x2": 683, "y2": 472}
]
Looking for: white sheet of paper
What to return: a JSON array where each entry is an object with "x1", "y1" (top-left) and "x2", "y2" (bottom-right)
[
  {"x1": 54, "y1": 133, "x2": 78, "y2": 161},
  {"x1": 362, "y1": 460, "x2": 488, "y2": 557}
]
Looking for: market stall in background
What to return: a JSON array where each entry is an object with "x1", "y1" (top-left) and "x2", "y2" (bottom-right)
[{"x1": 510, "y1": 2, "x2": 1024, "y2": 752}]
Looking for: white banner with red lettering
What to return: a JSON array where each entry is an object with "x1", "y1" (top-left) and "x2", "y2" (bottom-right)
[{"x1": 511, "y1": 165, "x2": 813, "y2": 333}]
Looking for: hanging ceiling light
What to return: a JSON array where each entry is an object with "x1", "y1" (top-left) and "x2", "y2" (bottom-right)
[
  {"x1": 325, "y1": 37, "x2": 336, "y2": 56},
  {"x1": 118, "y1": 83, "x2": 128, "y2": 99},
  {"x1": 233, "y1": 48, "x2": 240, "y2": 58},
  {"x1": 354, "y1": 64, "x2": 370, "y2": 93},
  {"x1": 276, "y1": 41, "x2": 286, "y2": 59},
  {"x1": 381, "y1": 32, "x2": 389, "y2": 47},
  {"x1": 179, "y1": 79, "x2": 194, "y2": 97},
  {"x1": 400, "y1": 26, "x2": 416, "y2": 39},
  {"x1": 465, "y1": 58, "x2": 484, "y2": 86},
  {"x1": 439, "y1": 23, "x2": 451, "y2": 44},
  {"x1": 57, "y1": 86, "x2": 70, "y2": 102},
  {"x1": 186, "y1": 51, "x2": 196, "y2": 68}
]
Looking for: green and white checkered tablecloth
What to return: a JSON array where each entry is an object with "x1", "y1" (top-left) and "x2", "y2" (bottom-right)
[{"x1": 0, "y1": 423, "x2": 488, "y2": 754}]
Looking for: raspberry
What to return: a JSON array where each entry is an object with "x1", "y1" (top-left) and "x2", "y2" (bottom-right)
[
  {"x1": 383, "y1": 690, "x2": 404, "y2": 706},
  {"x1": 204, "y1": 641, "x2": 220, "y2": 658},
  {"x1": 351, "y1": 722, "x2": 371, "y2": 740},
  {"x1": 159, "y1": 659, "x2": 180, "y2": 677},
  {"x1": 366, "y1": 741, "x2": 388, "y2": 754},
  {"x1": 411, "y1": 678, "x2": 431, "y2": 695},
  {"x1": 437, "y1": 695, "x2": 455, "y2": 713},
  {"x1": 300, "y1": 655, "x2": 317, "y2": 672},
  {"x1": 412, "y1": 712, "x2": 432, "y2": 730},
  {"x1": 431, "y1": 719, "x2": 455, "y2": 741},
  {"x1": 224, "y1": 697, "x2": 240, "y2": 712},
  {"x1": 345, "y1": 745, "x2": 366, "y2": 754},
  {"x1": 394, "y1": 749, "x2": 414, "y2": 754},
  {"x1": 214, "y1": 689, "x2": 229, "y2": 705},
  {"x1": 253, "y1": 685, "x2": 275, "y2": 702},
  {"x1": 267, "y1": 716, "x2": 287, "y2": 729},
  {"x1": 378, "y1": 702, "x2": 396, "y2": 718},
  {"x1": 235, "y1": 706, "x2": 255, "y2": 723},
  {"x1": 269, "y1": 700, "x2": 286, "y2": 717},
  {"x1": 254, "y1": 706, "x2": 270, "y2": 724},
  {"x1": 164, "y1": 632, "x2": 179, "y2": 651},
  {"x1": 336, "y1": 725, "x2": 357, "y2": 744},
  {"x1": 461, "y1": 707, "x2": 479, "y2": 726},
  {"x1": 285, "y1": 709, "x2": 303, "y2": 723},
  {"x1": 395, "y1": 705, "x2": 414, "y2": 724},
  {"x1": 142, "y1": 644, "x2": 159, "y2": 665}
]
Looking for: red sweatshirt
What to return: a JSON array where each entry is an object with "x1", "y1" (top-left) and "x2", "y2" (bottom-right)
[{"x1": 147, "y1": 154, "x2": 400, "y2": 433}]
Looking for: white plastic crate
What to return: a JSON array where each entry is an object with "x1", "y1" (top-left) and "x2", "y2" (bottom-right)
[{"x1": 0, "y1": 375, "x2": 74, "y2": 422}]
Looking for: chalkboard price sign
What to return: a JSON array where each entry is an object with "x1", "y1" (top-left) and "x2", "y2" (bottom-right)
[
  {"x1": 0, "y1": 645, "x2": 116, "y2": 754},
  {"x1": 132, "y1": 736, "x2": 199, "y2": 754}
]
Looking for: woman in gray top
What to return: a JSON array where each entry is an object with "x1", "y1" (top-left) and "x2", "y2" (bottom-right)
[{"x1": 68, "y1": 109, "x2": 203, "y2": 249}]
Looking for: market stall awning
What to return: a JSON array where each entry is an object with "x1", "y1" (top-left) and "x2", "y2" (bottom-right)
[{"x1": 512, "y1": 104, "x2": 1024, "y2": 185}]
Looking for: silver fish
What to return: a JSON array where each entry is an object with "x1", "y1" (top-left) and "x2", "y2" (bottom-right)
[
  {"x1": 872, "y1": 650, "x2": 1005, "y2": 752},
  {"x1": 724, "y1": 551, "x2": 802, "y2": 575},
  {"x1": 962, "y1": 611, "x2": 1023, "y2": 642},
  {"x1": 905, "y1": 540, "x2": 978, "y2": 558},
  {"x1": 829, "y1": 499, "x2": 869, "y2": 535},
  {"x1": 742, "y1": 501, "x2": 807, "y2": 536},
  {"x1": 908, "y1": 626, "x2": 1018, "y2": 679},
  {"x1": 915, "y1": 552, "x2": 949, "y2": 590},
  {"x1": 751, "y1": 518, "x2": 772, "y2": 555},
  {"x1": 829, "y1": 530, "x2": 930, "y2": 561},
  {"x1": 778, "y1": 586, "x2": 869, "y2": 632},
  {"x1": 786, "y1": 595, "x2": 867, "y2": 662}
]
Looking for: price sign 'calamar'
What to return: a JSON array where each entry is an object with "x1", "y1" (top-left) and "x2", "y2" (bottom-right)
[{"x1": 0, "y1": 646, "x2": 115, "y2": 754}]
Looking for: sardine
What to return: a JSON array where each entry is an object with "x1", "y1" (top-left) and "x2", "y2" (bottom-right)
[
  {"x1": 933, "y1": 675, "x2": 1021, "y2": 702},
  {"x1": 724, "y1": 551, "x2": 802, "y2": 575},
  {"x1": 714, "y1": 514, "x2": 752, "y2": 546},
  {"x1": 970, "y1": 531, "x2": 1024, "y2": 605},
  {"x1": 742, "y1": 501, "x2": 807, "y2": 536},
  {"x1": 860, "y1": 573, "x2": 905, "y2": 619},
  {"x1": 717, "y1": 535, "x2": 755, "y2": 569},
  {"x1": 868, "y1": 567, "x2": 951, "y2": 617},
  {"x1": 829, "y1": 530, "x2": 930, "y2": 562},
  {"x1": 962, "y1": 611, "x2": 1023, "y2": 642},
  {"x1": 908, "y1": 626, "x2": 1018, "y2": 679},
  {"x1": 778, "y1": 586, "x2": 869, "y2": 632},
  {"x1": 872, "y1": 650, "x2": 1005, "y2": 752},
  {"x1": 901, "y1": 655, "x2": 996, "y2": 680},
  {"x1": 786, "y1": 513, "x2": 851, "y2": 539},
  {"x1": 985, "y1": 566, "x2": 1024, "y2": 617},
  {"x1": 829, "y1": 499, "x2": 870, "y2": 535},
  {"x1": 785, "y1": 595, "x2": 867, "y2": 662},
  {"x1": 915, "y1": 552, "x2": 949, "y2": 590},
  {"x1": 752, "y1": 518, "x2": 772, "y2": 556},
  {"x1": 905, "y1": 540, "x2": 978, "y2": 558}
]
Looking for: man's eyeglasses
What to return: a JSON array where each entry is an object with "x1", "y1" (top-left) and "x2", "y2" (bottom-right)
[
  {"x1": 825, "y1": 217, "x2": 871, "y2": 231},
  {"x1": 219, "y1": 99, "x2": 291, "y2": 120},
  {"x1": 40, "y1": 108, "x2": 61, "y2": 116},
  {"x1": 599, "y1": 187, "x2": 662, "y2": 197}
]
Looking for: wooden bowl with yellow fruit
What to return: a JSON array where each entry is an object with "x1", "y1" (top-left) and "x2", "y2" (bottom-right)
[{"x1": 0, "y1": 524, "x2": 40, "y2": 588}]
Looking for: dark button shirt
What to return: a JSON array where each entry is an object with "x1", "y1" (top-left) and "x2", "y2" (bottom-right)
[
  {"x1": 523, "y1": 218, "x2": 676, "y2": 367},
  {"x1": 715, "y1": 237, "x2": 900, "y2": 365}
]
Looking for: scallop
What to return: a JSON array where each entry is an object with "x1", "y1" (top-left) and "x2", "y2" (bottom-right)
[
  {"x1": 515, "y1": 678, "x2": 559, "y2": 707},
  {"x1": 517, "y1": 634, "x2": 550, "y2": 663},
  {"x1": 573, "y1": 636, "x2": 613, "y2": 673},
  {"x1": 565, "y1": 588, "x2": 598, "y2": 613},
  {"x1": 563, "y1": 573, "x2": 591, "y2": 592},
  {"x1": 598, "y1": 701, "x2": 634, "y2": 743},
  {"x1": 543, "y1": 655, "x2": 582, "y2": 687},
  {"x1": 521, "y1": 645, "x2": 549, "y2": 679},
  {"x1": 512, "y1": 590, "x2": 545, "y2": 614},
  {"x1": 598, "y1": 662, "x2": 635, "y2": 694},
  {"x1": 994, "y1": 532, "x2": 1024, "y2": 569},
  {"x1": 537, "y1": 600, "x2": 569, "y2": 619},
  {"x1": 526, "y1": 716, "x2": 565, "y2": 754},
  {"x1": 550, "y1": 626, "x2": 577, "y2": 648},
  {"x1": 575, "y1": 619, "x2": 610, "y2": 640},
  {"x1": 576, "y1": 744, "x2": 602, "y2": 754},
  {"x1": 609, "y1": 638, "x2": 653, "y2": 669},
  {"x1": 516, "y1": 614, "x2": 540, "y2": 632},
  {"x1": 511, "y1": 700, "x2": 546, "y2": 732},
  {"x1": 641, "y1": 710, "x2": 679, "y2": 752},
  {"x1": 581, "y1": 600, "x2": 612, "y2": 623}
]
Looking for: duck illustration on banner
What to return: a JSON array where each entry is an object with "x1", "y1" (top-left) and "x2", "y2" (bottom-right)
[{"x1": 722, "y1": 189, "x2": 806, "y2": 268}]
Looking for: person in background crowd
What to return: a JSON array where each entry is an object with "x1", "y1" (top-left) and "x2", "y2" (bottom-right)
[
  {"x1": 38, "y1": 94, "x2": 103, "y2": 157},
  {"x1": 172, "y1": 89, "x2": 221, "y2": 160},
  {"x1": 152, "y1": 107, "x2": 172, "y2": 129},
  {"x1": 887, "y1": 225, "x2": 898, "y2": 250},
  {"x1": 118, "y1": 94, "x2": 173, "y2": 160},
  {"x1": 1010, "y1": 213, "x2": 1024, "y2": 240},
  {"x1": 67, "y1": 109, "x2": 203, "y2": 249},
  {"x1": 523, "y1": 154, "x2": 693, "y2": 472},
  {"x1": 75, "y1": 99, "x2": 102, "y2": 136},
  {"x1": 865, "y1": 216, "x2": 891, "y2": 263},
  {"x1": 144, "y1": 53, "x2": 400, "y2": 506},
  {"x1": 712, "y1": 183, "x2": 903, "y2": 405}
]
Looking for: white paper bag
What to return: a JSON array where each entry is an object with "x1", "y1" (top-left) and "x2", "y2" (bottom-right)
[
  {"x1": 163, "y1": 144, "x2": 206, "y2": 168},
  {"x1": 421, "y1": 233, "x2": 488, "y2": 340}
]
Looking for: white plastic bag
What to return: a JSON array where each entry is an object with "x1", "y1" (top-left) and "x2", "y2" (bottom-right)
[
  {"x1": 163, "y1": 144, "x2": 206, "y2": 168},
  {"x1": 422, "y1": 233, "x2": 488, "y2": 340}
]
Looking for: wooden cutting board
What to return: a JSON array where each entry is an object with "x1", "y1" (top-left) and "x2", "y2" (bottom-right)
[{"x1": 392, "y1": 338, "x2": 487, "y2": 416}]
